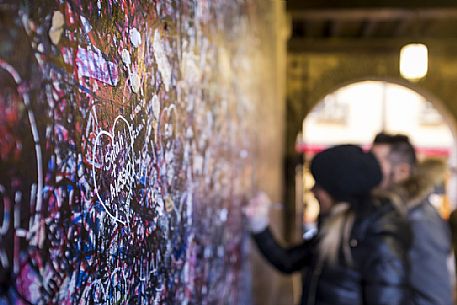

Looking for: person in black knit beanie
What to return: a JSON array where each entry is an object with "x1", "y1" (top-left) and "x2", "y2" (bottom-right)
[{"x1": 245, "y1": 144, "x2": 412, "y2": 305}]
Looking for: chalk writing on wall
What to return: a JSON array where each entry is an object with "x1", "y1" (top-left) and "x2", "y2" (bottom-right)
[{"x1": 0, "y1": 0, "x2": 269, "y2": 304}]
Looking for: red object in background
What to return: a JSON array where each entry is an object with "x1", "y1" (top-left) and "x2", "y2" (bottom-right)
[{"x1": 296, "y1": 143, "x2": 451, "y2": 158}]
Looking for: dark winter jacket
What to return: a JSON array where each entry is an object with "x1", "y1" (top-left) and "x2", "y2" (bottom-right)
[
  {"x1": 253, "y1": 199, "x2": 411, "y2": 305},
  {"x1": 377, "y1": 160, "x2": 453, "y2": 305}
]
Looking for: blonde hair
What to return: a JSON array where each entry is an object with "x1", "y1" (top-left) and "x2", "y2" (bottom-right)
[{"x1": 318, "y1": 202, "x2": 355, "y2": 266}]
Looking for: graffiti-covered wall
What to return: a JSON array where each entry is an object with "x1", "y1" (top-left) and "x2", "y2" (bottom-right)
[{"x1": 0, "y1": 1, "x2": 284, "y2": 304}]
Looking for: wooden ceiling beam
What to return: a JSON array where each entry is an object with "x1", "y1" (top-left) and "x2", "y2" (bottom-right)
[
  {"x1": 289, "y1": 9, "x2": 457, "y2": 21},
  {"x1": 287, "y1": 0, "x2": 457, "y2": 11},
  {"x1": 288, "y1": 38, "x2": 457, "y2": 53},
  {"x1": 323, "y1": 20, "x2": 342, "y2": 37},
  {"x1": 395, "y1": 19, "x2": 410, "y2": 36},
  {"x1": 360, "y1": 20, "x2": 377, "y2": 37}
]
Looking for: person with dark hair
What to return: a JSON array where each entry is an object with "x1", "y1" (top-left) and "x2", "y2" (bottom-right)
[
  {"x1": 245, "y1": 144, "x2": 411, "y2": 305},
  {"x1": 371, "y1": 132, "x2": 452, "y2": 305},
  {"x1": 372, "y1": 132, "x2": 417, "y2": 189}
]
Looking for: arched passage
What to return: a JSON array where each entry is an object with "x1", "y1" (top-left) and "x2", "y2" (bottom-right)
[
  {"x1": 306, "y1": 77, "x2": 457, "y2": 138},
  {"x1": 297, "y1": 80, "x2": 457, "y2": 227},
  {"x1": 285, "y1": 51, "x2": 457, "y2": 240}
]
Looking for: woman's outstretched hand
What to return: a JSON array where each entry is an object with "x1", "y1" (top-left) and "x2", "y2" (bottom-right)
[{"x1": 244, "y1": 192, "x2": 272, "y2": 233}]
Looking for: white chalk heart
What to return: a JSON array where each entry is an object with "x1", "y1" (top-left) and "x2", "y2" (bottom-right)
[{"x1": 91, "y1": 115, "x2": 136, "y2": 225}]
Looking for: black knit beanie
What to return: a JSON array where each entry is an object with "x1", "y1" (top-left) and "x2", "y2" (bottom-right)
[{"x1": 310, "y1": 144, "x2": 382, "y2": 204}]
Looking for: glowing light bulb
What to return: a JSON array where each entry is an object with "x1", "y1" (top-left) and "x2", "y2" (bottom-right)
[{"x1": 400, "y1": 43, "x2": 428, "y2": 81}]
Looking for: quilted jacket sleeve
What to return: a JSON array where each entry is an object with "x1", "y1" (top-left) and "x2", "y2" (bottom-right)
[
  {"x1": 252, "y1": 227, "x2": 316, "y2": 274},
  {"x1": 359, "y1": 206, "x2": 412, "y2": 305}
]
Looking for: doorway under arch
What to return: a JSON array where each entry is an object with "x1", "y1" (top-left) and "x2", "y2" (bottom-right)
[{"x1": 297, "y1": 80, "x2": 457, "y2": 226}]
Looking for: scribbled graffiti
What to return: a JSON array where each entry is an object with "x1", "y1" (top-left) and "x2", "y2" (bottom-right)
[{"x1": 0, "y1": 0, "x2": 269, "y2": 304}]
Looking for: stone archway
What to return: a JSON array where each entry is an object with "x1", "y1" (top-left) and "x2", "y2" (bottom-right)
[
  {"x1": 301, "y1": 79, "x2": 457, "y2": 218},
  {"x1": 284, "y1": 51, "x2": 457, "y2": 240},
  {"x1": 307, "y1": 77, "x2": 457, "y2": 140}
]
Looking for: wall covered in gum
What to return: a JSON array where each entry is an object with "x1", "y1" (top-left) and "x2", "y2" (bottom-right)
[{"x1": 0, "y1": 1, "x2": 272, "y2": 304}]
